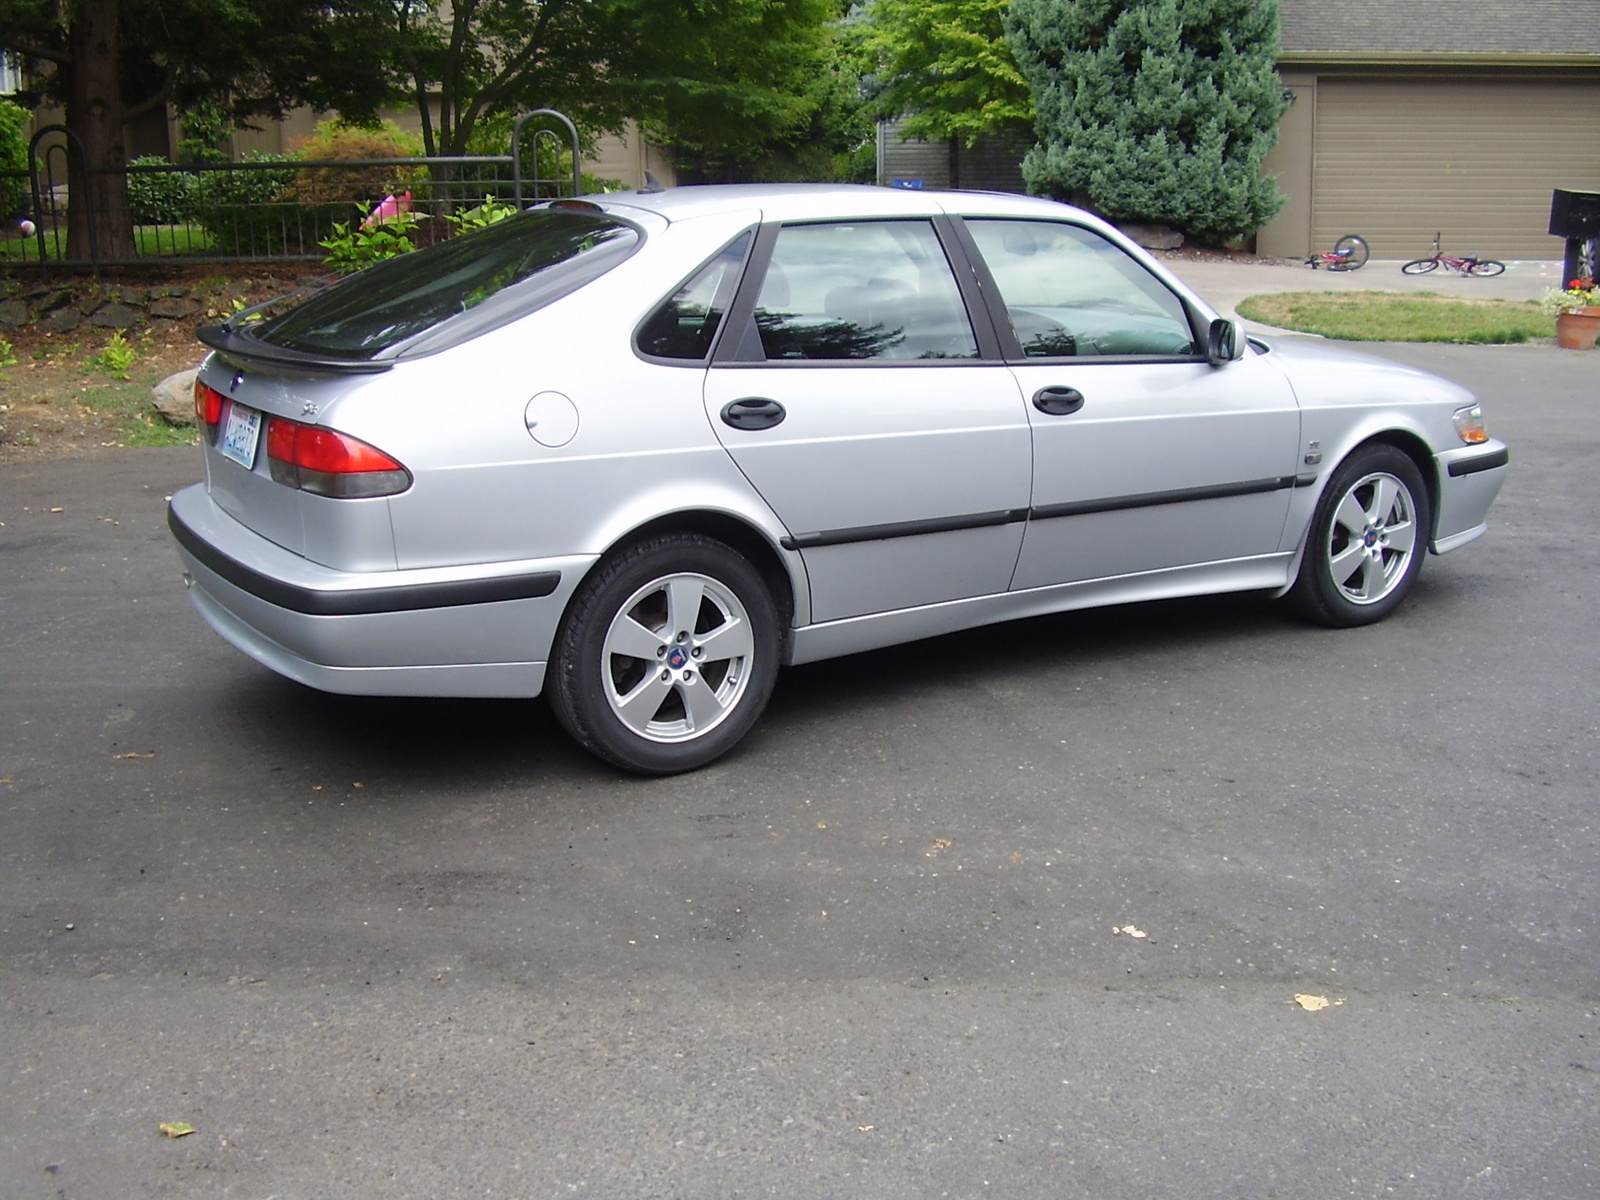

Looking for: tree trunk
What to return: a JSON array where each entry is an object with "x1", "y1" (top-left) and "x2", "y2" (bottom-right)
[{"x1": 65, "y1": 0, "x2": 136, "y2": 262}]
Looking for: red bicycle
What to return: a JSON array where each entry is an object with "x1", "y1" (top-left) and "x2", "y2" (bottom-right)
[
  {"x1": 1401, "y1": 232, "x2": 1506, "y2": 277},
  {"x1": 1306, "y1": 234, "x2": 1368, "y2": 271}
]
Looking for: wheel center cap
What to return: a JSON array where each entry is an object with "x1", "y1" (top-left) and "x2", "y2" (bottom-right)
[
  {"x1": 1363, "y1": 529, "x2": 1380, "y2": 548},
  {"x1": 666, "y1": 646, "x2": 689, "y2": 670}
]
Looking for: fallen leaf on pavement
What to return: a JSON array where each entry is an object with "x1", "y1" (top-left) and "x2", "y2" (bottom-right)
[
  {"x1": 1113, "y1": 924, "x2": 1147, "y2": 939},
  {"x1": 158, "y1": 1122, "x2": 196, "y2": 1138},
  {"x1": 1293, "y1": 993, "x2": 1345, "y2": 1011}
]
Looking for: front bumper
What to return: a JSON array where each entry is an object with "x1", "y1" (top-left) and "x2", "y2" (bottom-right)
[
  {"x1": 169, "y1": 484, "x2": 595, "y2": 698},
  {"x1": 1430, "y1": 440, "x2": 1509, "y2": 554}
]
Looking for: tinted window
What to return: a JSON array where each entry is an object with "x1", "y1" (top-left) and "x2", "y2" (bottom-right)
[
  {"x1": 753, "y1": 221, "x2": 978, "y2": 361},
  {"x1": 966, "y1": 220, "x2": 1196, "y2": 358},
  {"x1": 253, "y1": 208, "x2": 639, "y2": 359},
  {"x1": 636, "y1": 232, "x2": 752, "y2": 360}
]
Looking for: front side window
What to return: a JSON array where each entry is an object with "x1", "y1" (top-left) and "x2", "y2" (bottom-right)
[
  {"x1": 251, "y1": 207, "x2": 639, "y2": 359},
  {"x1": 752, "y1": 221, "x2": 979, "y2": 362},
  {"x1": 636, "y1": 232, "x2": 752, "y2": 361},
  {"x1": 966, "y1": 220, "x2": 1197, "y2": 358}
]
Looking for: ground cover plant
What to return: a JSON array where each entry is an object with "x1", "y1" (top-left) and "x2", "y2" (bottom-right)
[
  {"x1": 1237, "y1": 291, "x2": 1549, "y2": 343},
  {"x1": 0, "y1": 266, "x2": 321, "y2": 459},
  {"x1": 0, "y1": 329, "x2": 196, "y2": 453}
]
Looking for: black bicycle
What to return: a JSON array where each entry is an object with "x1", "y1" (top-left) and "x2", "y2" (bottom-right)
[{"x1": 1401, "y1": 232, "x2": 1506, "y2": 277}]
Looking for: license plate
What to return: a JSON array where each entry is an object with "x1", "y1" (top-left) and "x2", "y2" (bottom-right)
[{"x1": 220, "y1": 402, "x2": 262, "y2": 468}]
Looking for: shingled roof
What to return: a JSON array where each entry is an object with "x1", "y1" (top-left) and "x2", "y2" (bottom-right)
[{"x1": 1278, "y1": 0, "x2": 1600, "y2": 57}]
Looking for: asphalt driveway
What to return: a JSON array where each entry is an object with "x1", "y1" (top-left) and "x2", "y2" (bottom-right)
[{"x1": 1, "y1": 335, "x2": 1595, "y2": 1200}]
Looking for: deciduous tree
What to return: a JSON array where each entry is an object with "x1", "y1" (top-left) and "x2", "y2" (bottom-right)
[
  {"x1": 861, "y1": 0, "x2": 1033, "y2": 147},
  {"x1": 0, "y1": 0, "x2": 399, "y2": 259}
]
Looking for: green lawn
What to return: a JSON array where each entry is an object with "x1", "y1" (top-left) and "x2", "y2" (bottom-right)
[
  {"x1": 0, "y1": 224, "x2": 215, "y2": 261},
  {"x1": 1238, "y1": 291, "x2": 1551, "y2": 343}
]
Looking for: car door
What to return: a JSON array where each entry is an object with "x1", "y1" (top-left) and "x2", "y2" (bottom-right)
[
  {"x1": 703, "y1": 218, "x2": 1032, "y2": 624},
  {"x1": 959, "y1": 218, "x2": 1303, "y2": 591}
]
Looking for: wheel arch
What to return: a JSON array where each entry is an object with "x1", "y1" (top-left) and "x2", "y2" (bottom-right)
[
  {"x1": 1282, "y1": 432, "x2": 1435, "y2": 625},
  {"x1": 1275, "y1": 428, "x2": 1441, "y2": 597},
  {"x1": 1356, "y1": 429, "x2": 1441, "y2": 540},
  {"x1": 563, "y1": 508, "x2": 803, "y2": 644}
]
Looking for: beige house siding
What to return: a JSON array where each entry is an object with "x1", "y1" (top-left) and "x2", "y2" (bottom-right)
[
  {"x1": 1259, "y1": 74, "x2": 1600, "y2": 259},
  {"x1": 876, "y1": 121, "x2": 1028, "y2": 193},
  {"x1": 583, "y1": 126, "x2": 676, "y2": 190},
  {"x1": 228, "y1": 108, "x2": 672, "y2": 191},
  {"x1": 1256, "y1": 72, "x2": 1318, "y2": 257},
  {"x1": 1310, "y1": 78, "x2": 1600, "y2": 259}
]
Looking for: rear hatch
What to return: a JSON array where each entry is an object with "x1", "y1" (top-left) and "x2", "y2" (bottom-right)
[{"x1": 192, "y1": 204, "x2": 643, "y2": 568}]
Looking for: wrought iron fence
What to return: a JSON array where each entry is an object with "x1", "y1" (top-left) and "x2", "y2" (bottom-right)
[{"x1": 0, "y1": 110, "x2": 585, "y2": 274}]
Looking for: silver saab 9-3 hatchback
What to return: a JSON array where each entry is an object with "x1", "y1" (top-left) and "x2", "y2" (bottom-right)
[{"x1": 169, "y1": 184, "x2": 1508, "y2": 774}]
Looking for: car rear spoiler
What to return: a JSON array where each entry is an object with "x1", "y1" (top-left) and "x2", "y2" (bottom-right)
[{"x1": 197, "y1": 325, "x2": 395, "y2": 375}]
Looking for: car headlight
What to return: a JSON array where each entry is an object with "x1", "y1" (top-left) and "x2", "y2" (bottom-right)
[{"x1": 1453, "y1": 404, "x2": 1489, "y2": 445}]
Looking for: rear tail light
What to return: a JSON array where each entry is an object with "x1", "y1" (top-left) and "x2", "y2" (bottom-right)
[
  {"x1": 194, "y1": 379, "x2": 225, "y2": 436},
  {"x1": 265, "y1": 416, "x2": 411, "y2": 498}
]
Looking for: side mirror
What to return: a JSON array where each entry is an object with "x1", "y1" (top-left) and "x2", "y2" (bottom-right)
[{"x1": 1205, "y1": 317, "x2": 1244, "y2": 367}]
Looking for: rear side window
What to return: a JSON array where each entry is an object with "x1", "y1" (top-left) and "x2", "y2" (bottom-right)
[
  {"x1": 751, "y1": 221, "x2": 979, "y2": 361},
  {"x1": 252, "y1": 208, "x2": 639, "y2": 360},
  {"x1": 636, "y1": 232, "x2": 752, "y2": 361}
]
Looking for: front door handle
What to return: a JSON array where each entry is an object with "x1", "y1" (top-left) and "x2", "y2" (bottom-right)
[
  {"x1": 721, "y1": 397, "x2": 786, "y2": 431},
  {"x1": 1033, "y1": 386, "x2": 1085, "y2": 416}
]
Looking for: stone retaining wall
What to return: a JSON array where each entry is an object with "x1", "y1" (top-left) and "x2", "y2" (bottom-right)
[{"x1": 0, "y1": 276, "x2": 291, "y2": 336}]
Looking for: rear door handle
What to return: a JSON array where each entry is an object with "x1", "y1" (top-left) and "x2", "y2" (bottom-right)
[
  {"x1": 1032, "y1": 386, "x2": 1085, "y2": 416},
  {"x1": 721, "y1": 397, "x2": 786, "y2": 431}
]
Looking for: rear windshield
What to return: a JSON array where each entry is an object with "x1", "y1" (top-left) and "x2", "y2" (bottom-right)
[{"x1": 250, "y1": 208, "x2": 639, "y2": 359}]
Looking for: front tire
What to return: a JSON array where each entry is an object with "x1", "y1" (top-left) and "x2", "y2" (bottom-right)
[
  {"x1": 549, "y1": 534, "x2": 780, "y2": 775},
  {"x1": 1401, "y1": 258, "x2": 1438, "y2": 275},
  {"x1": 1288, "y1": 445, "x2": 1431, "y2": 628}
]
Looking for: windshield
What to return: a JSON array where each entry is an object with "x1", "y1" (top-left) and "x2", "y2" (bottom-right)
[{"x1": 250, "y1": 208, "x2": 639, "y2": 359}]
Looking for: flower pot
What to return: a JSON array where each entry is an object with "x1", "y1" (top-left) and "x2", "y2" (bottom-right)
[{"x1": 1555, "y1": 308, "x2": 1600, "y2": 350}]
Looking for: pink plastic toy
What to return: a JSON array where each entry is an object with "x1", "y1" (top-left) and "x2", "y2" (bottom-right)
[{"x1": 362, "y1": 191, "x2": 412, "y2": 229}]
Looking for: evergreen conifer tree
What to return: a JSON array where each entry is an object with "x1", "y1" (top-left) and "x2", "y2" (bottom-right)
[{"x1": 1007, "y1": 0, "x2": 1286, "y2": 245}]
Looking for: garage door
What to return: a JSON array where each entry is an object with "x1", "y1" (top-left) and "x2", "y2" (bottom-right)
[{"x1": 1312, "y1": 78, "x2": 1600, "y2": 260}]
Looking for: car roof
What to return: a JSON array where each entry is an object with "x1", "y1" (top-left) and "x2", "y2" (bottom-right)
[
  {"x1": 588, "y1": 182, "x2": 1093, "y2": 226},
  {"x1": 580, "y1": 183, "x2": 1216, "y2": 322}
]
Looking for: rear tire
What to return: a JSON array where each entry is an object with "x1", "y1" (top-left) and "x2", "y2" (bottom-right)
[
  {"x1": 1468, "y1": 260, "x2": 1506, "y2": 277},
  {"x1": 1401, "y1": 258, "x2": 1438, "y2": 275},
  {"x1": 549, "y1": 534, "x2": 780, "y2": 775},
  {"x1": 1329, "y1": 235, "x2": 1368, "y2": 271},
  {"x1": 1288, "y1": 445, "x2": 1431, "y2": 628}
]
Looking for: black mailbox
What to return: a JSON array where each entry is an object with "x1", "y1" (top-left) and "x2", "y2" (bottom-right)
[{"x1": 1550, "y1": 189, "x2": 1600, "y2": 239}]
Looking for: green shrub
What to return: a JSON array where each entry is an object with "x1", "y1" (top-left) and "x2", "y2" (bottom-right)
[
  {"x1": 177, "y1": 102, "x2": 234, "y2": 165},
  {"x1": 292, "y1": 119, "x2": 428, "y2": 208},
  {"x1": 320, "y1": 207, "x2": 420, "y2": 274},
  {"x1": 1007, "y1": 0, "x2": 1287, "y2": 246},
  {"x1": 0, "y1": 99, "x2": 31, "y2": 222},
  {"x1": 446, "y1": 196, "x2": 518, "y2": 233},
  {"x1": 192, "y1": 153, "x2": 304, "y2": 255},
  {"x1": 127, "y1": 156, "x2": 199, "y2": 225}
]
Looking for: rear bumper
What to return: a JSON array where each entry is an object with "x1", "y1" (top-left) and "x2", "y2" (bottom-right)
[{"x1": 169, "y1": 484, "x2": 595, "y2": 698}]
